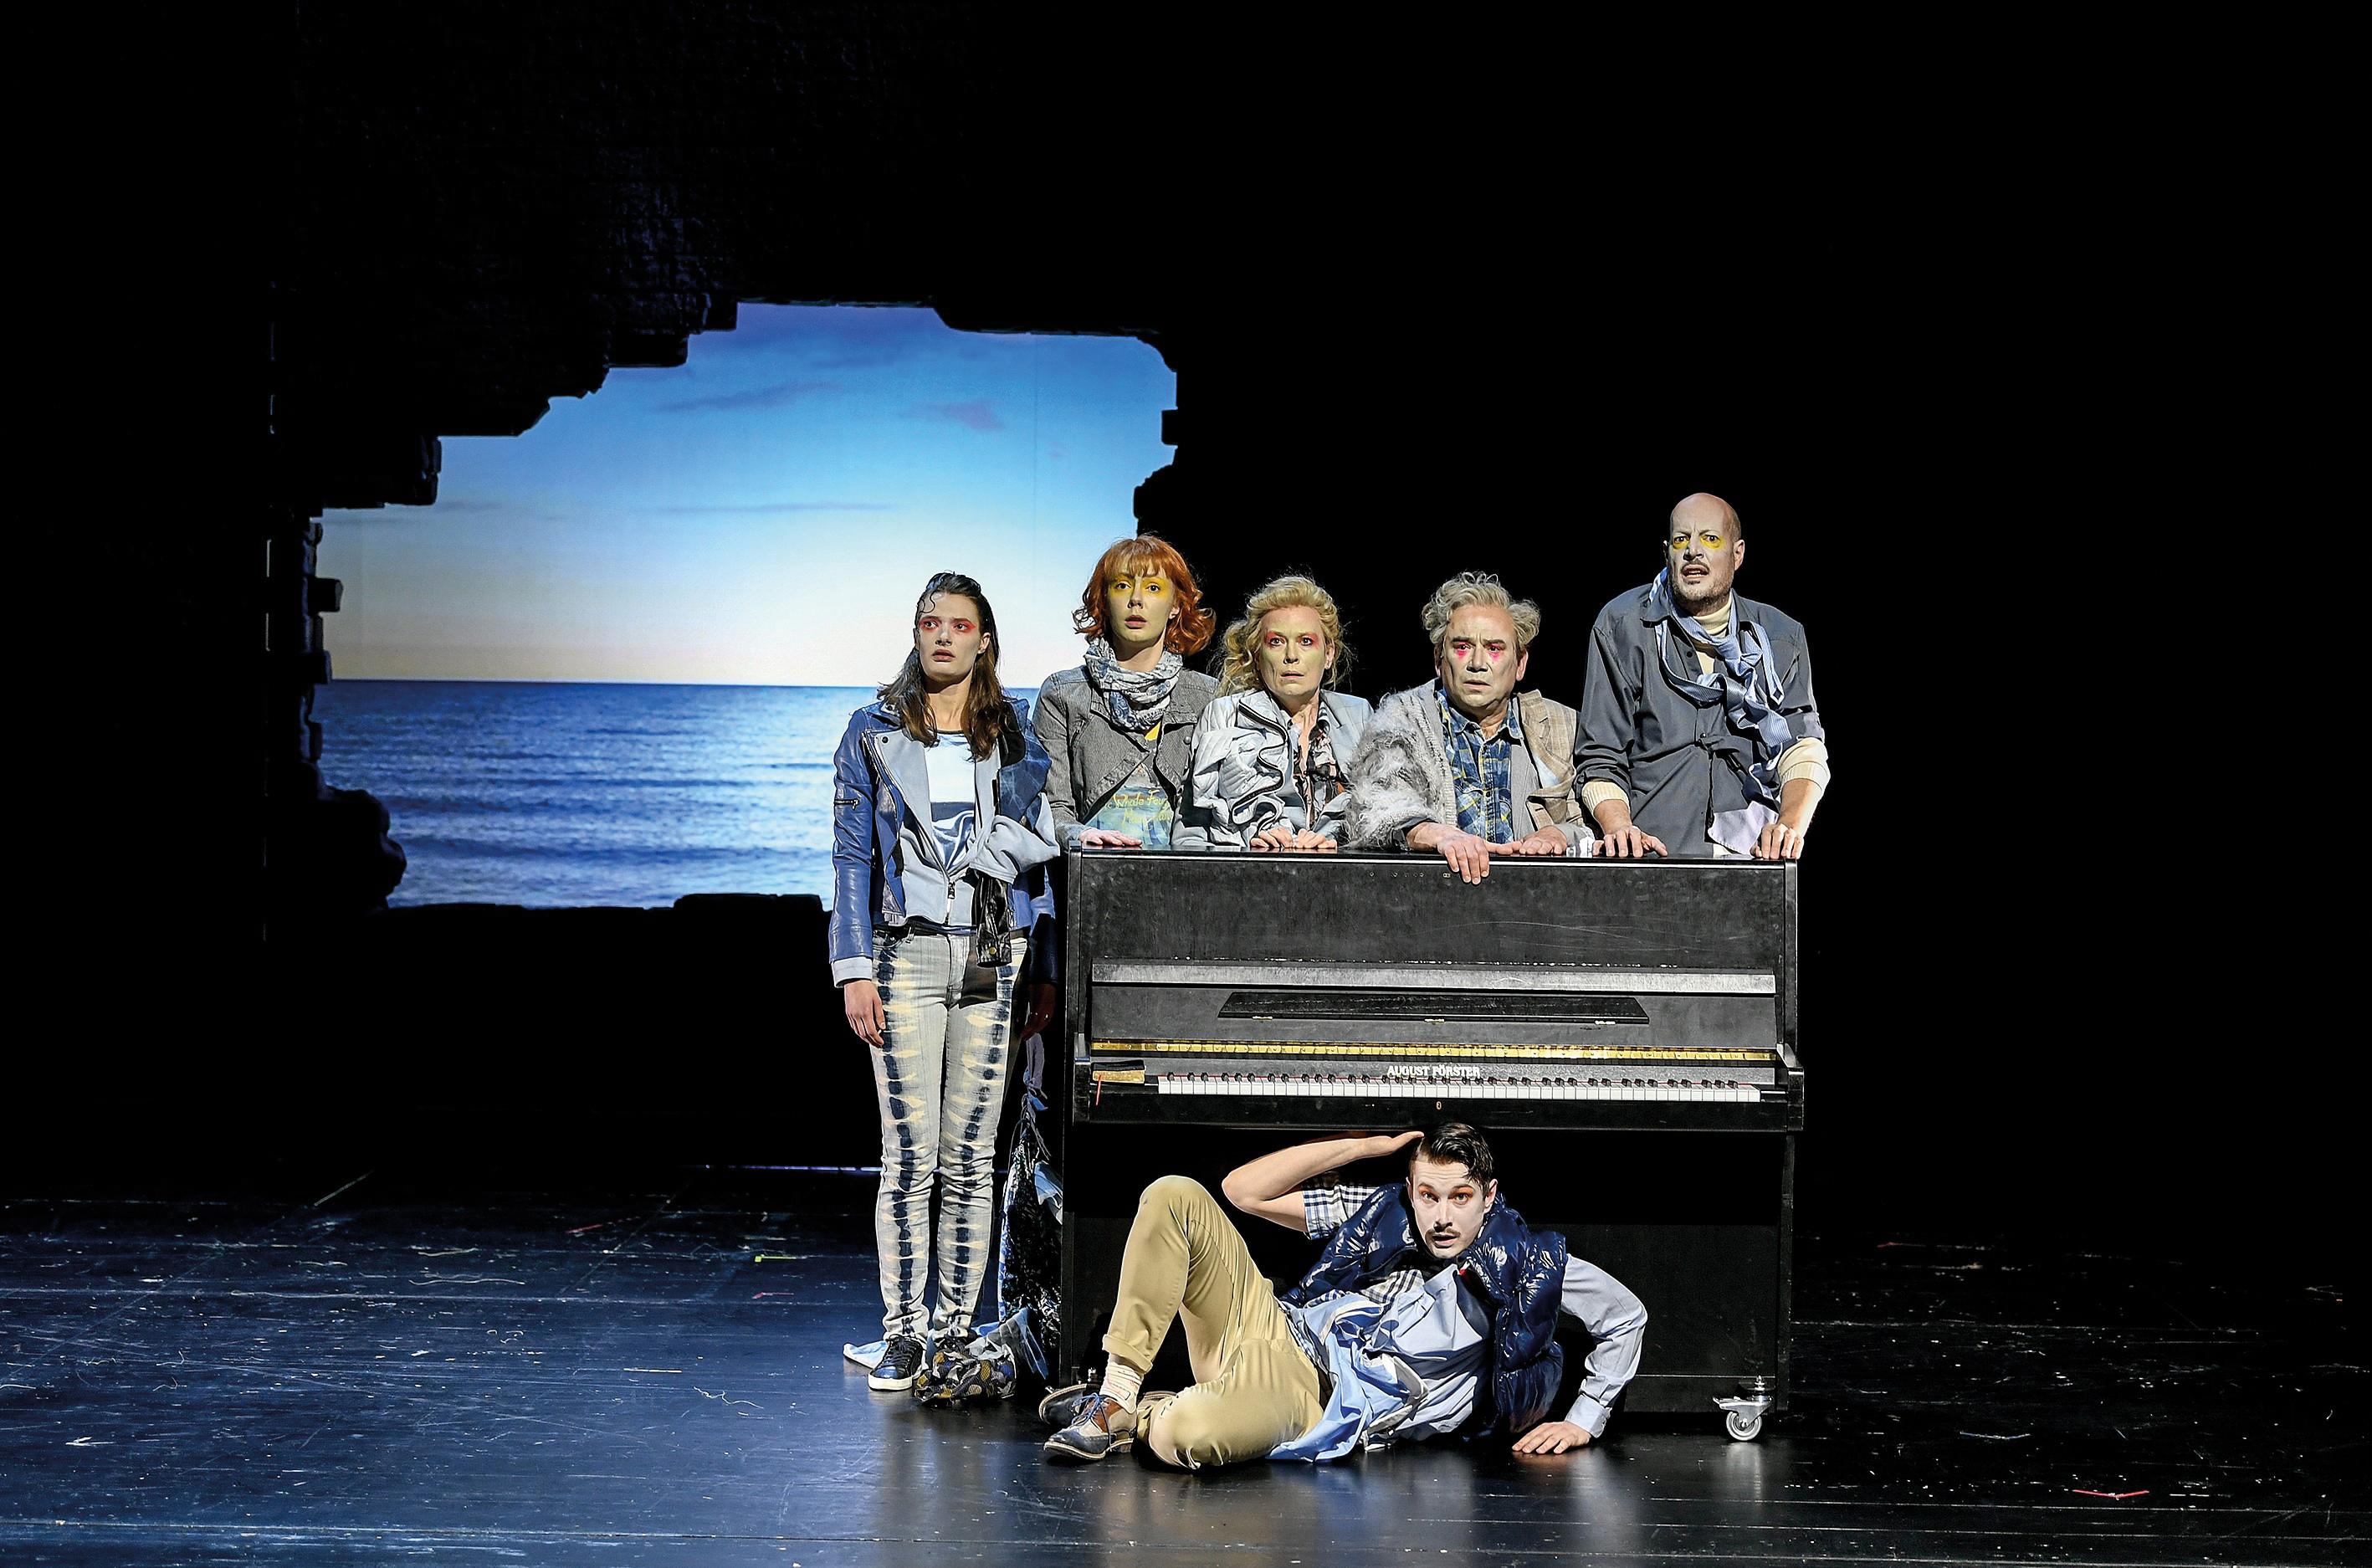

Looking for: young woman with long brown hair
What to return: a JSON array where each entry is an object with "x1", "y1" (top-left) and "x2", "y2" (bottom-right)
[{"x1": 828, "y1": 571, "x2": 1060, "y2": 1392}]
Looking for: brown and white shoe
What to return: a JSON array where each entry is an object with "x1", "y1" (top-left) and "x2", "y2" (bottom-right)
[{"x1": 1042, "y1": 1393, "x2": 1136, "y2": 1461}]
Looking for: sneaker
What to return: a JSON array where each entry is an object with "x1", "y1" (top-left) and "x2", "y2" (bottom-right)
[
  {"x1": 1043, "y1": 1393, "x2": 1136, "y2": 1461},
  {"x1": 868, "y1": 1335, "x2": 925, "y2": 1391}
]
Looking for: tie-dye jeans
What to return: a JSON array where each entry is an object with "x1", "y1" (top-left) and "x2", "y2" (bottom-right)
[{"x1": 868, "y1": 927, "x2": 1024, "y2": 1342}]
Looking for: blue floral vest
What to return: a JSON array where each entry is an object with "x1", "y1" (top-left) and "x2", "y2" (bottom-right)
[{"x1": 1280, "y1": 1185, "x2": 1567, "y2": 1435}]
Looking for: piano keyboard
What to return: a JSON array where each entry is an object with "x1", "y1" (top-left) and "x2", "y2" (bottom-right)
[
  {"x1": 1090, "y1": 1040, "x2": 1775, "y2": 1063},
  {"x1": 1147, "y1": 1073, "x2": 1765, "y2": 1103}
]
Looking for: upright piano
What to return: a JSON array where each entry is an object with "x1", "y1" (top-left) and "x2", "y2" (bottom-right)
[{"x1": 1056, "y1": 849, "x2": 1802, "y2": 1440}]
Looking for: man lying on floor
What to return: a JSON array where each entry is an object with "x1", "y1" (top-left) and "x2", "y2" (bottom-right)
[{"x1": 1041, "y1": 1123, "x2": 1647, "y2": 1468}]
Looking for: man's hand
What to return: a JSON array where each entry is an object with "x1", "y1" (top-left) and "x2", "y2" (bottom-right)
[
  {"x1": 1357, "y1": 1130, "x2": 1422, "y2": 1160},
  {"x1": 1489, "y1": 828, "x2": 1570, "y2": 858},
  {"x1": 1408, "y1": 822, "x2": 1493, "y2": 883},
  {"x1": 1076, "y1": 828, "x2": 1143, "y2": 849},
  {"x1": 843, "y1": 979, "x2": 886, "y2": 1047},
  {"x1": 1596, "y1": 824, "x2": 1666, "y2": 859},
  {"x1": 1019, "y1": 981, "x2": 1058, "y2": 1042},
  {"x1": 1511, "y1": 1421, "x2": 1592, "y2": 1455},
  {"x1": 1753, "y1": 819, "x2": 1806, "y2": 860}
]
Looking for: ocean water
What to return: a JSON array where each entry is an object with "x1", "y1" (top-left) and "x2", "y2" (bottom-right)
[{"x1": 311, "y1": 680, "x2": 1017, "y2": 908}]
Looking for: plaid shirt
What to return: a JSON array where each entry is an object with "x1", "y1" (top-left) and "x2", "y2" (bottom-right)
[
  {"x1": 1300, "y1": 1176, "x2": 1427, "y2": 1305},
  {"x1": 1436, "y1": 686, "x2": 1519, "y2": 843}
]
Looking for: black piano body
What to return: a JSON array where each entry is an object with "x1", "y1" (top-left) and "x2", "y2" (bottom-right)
[{"x1": 1056, "y1": 849, "x2": 1802, "y2": 1440}]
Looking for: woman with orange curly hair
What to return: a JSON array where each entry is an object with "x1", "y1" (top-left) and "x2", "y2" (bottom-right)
[{"x1": 1031, "y1": 535, "x2": 1219, "y2": 851}]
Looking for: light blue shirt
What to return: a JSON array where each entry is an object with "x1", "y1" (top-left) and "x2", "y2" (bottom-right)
[{"x1": 1269, "y1": 1181, "x2": 1648, "y2": 1462}]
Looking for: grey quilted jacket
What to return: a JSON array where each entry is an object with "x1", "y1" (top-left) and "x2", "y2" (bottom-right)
[{"x1": 1341, "y1": 683, "x2": 1588, "y2": 852}]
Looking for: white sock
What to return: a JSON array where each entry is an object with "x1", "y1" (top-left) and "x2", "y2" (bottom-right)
[{"x1": 1098, "y1": 1360, "x2": 1145, "y2": 1412}]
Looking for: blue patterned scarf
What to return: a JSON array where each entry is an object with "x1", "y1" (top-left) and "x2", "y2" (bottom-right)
[
  {"x1": 1647, "y1": 569, "x2": 1800, "y2": 853},
  {"x1": 1081, "y1": 638, "x2": 1184, "y2": 732}
]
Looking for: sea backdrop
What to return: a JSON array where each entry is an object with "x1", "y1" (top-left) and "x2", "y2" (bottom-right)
[{"x1": 312, "y1": 679, "x2": 1037, "y2": 907}]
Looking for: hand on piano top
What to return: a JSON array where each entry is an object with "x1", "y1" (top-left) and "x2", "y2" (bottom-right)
[
  {"x1": 1249, "y1": 824, "x2": 1339, "y2": 853},
  {"x1": 1406, "y1": 823, "x2": 1493, "y2": 883},
  {"x1": 1407, "y1": 822, "x2": 1565, "y2": 883},
  {"x1": 1076, "y1": 828, "x2": 1145, "y2": 849},
  {"x1": 1490, "y1": 828, "x2": 1571, "y2": 858},
  {"x1": 1596, "y1": 823, "x2": 1668, "y2": 859}
]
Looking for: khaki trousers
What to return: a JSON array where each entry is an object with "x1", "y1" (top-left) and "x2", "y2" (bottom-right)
[{"x1": 1103, "y1": 1176, "x2": 1324, "y2": 1470}]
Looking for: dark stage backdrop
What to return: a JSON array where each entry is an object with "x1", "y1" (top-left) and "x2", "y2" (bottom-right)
[
  {"x1": 66, "y1": 420, "x2": 2260, "y2": 1270},
  {"x1": 29, "y1": 5, "x2": 2290, "y2": 1268}
]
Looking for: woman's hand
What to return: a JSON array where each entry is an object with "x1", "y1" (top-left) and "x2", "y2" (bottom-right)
[
  {"x1": 1249, "y1": 825, "x2": 1335, "y2": 853},
  {"x1": 843, "y1": 979, "x2": 886, "y2": 1046},
  {"x1": 1076, "y1": 828, "x2": 1143, "y2": 849}
]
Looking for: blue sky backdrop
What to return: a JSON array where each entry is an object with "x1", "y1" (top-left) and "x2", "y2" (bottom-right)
[{"x1": 320, "y1": 305, "x2": 1175, "y2": 686}]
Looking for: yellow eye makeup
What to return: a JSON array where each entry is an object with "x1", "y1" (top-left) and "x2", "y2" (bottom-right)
[{"x1": 1669, "y1": 534, "x2": 1726, "y2": 552}]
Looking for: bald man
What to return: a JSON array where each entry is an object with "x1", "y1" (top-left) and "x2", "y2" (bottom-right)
[{"x1": 1575, "y1": 494, "x2": 1831, "y2": 859}]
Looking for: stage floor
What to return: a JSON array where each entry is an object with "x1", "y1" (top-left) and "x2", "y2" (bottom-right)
[{"x1": 1, "y1": 1163, "x2": 2361, "y2": 1565}]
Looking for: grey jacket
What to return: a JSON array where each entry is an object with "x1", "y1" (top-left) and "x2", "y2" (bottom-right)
[
  {"x1": 1032, "y1": 664, "x2": 1221, "y2": 851},
  {"x1": 1175, "y1": 687, "x2": 1374, "y2": 849},
  {"x1": 1342, "y1": 683, "x2": 1588, "y2": 852},
  {"x1": 1575, "y1": 585, "x2": 1823, "y2": 857}
]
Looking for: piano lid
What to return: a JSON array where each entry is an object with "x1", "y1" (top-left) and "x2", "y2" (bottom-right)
[{"x1": 1066, "y1": 850, "x2": 1791, "y2": 974}]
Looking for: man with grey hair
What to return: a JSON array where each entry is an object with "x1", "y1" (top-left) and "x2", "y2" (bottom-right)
[
  {"x1": 1577, "y1": 493, "x2": 1830, "y2": 859},
  {"x1": 1342, "y1": 572, "x2": 1592, "y2": 882}
]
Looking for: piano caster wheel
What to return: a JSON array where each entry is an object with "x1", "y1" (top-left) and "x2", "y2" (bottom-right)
[{"x1": 1715, "y1": 1392, "x2": 1770, "y2": 1442}]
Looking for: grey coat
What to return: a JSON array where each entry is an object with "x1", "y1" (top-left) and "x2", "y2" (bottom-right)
[
  {"x1": 1342, "y1": 683, "x2": 1588, "y2": 852},
  {"x1": 1175, "y1": 687, "x2": 1373, "y2": 849},
  {"x1": 1575, "y1": 585, "x2": 1823, "y2": 857},
  {"x1": 1032, "y1": 664, "x2": 1221, "y2": 851}
]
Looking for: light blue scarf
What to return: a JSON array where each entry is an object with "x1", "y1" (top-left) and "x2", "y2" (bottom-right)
[
  {"x1": 1081, "y1": 638, "x2": 1184, "y2": 732},
  {"x1": 1647, "y1": 569, "x2": 1799, "y2": 854}
]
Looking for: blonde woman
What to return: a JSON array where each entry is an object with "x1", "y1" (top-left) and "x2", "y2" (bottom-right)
[{"x1": 1176, "y1": 576, "x2": 1371, "y2": 852}]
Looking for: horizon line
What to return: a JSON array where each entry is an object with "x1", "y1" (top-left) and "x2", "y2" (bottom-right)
[{"x1": 322, "y1": 675, "x2": 1047, "y2": 690}]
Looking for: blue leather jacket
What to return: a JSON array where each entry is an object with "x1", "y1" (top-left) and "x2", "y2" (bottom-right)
[
  {"x1": 1281, "y1": 1184, "x2": 1569, "y2": 1436},
  {"x1": 828, "y1": 699, "x2": 1059, "y2": 985}
]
